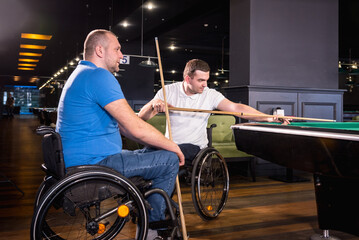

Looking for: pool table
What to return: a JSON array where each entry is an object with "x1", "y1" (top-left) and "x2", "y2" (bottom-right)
[{"x1": 231, "y1": 122, "x2": 359, "y2": 238}]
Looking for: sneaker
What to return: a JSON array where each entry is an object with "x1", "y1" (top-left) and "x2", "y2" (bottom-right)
[
  {"x1": 136, "y1": 227, "x2": 159, "y2": 240},
  {"x1": 146, "y1": 228, "x2": 160, "y2": 240}
]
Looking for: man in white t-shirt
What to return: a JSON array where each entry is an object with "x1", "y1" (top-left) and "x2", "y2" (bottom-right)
[{"x1": 139, "y1": 59, "x2": 288, "y2": 165}]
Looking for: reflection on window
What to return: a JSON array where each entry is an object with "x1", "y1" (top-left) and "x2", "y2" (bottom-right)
[{"x1": 3, "y1": 85, "x2": 39, "y2": 114}]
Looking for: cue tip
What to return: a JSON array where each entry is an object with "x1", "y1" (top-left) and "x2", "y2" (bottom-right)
[{"x1": 155, "y1": 37, "x2": 158, "y2": 40}]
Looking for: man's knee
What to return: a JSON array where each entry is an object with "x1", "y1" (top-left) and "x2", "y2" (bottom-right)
[
  {"x1": 166, "y1": 152, "x2": 179, "y2": 173},
  {"x1": 179, "y1": 143, "x2": 200, "y2": 161}
]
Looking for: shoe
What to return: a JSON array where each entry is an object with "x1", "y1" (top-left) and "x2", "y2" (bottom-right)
[
  {"x1": 147, "y1": 228, "x2": 171, "y2": 240},
  {"x1": 146, "y1": 228, "x2": 160, "y2": 240},
  {"x1": 136, "y1": 226, "x2": 158, "y2": 240}
]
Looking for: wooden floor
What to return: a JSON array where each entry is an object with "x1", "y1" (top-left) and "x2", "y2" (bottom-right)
[{"x1": 0, "y1": 115, "x2": 358, "y2": 240}]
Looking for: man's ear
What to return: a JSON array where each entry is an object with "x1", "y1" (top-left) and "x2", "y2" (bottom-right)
[
  {"x1": 184, "y1": 75, "x2": 190, "y2": 83},
  {"x1": 95, "y1": 45, "x2": 104, "y2": 58}
]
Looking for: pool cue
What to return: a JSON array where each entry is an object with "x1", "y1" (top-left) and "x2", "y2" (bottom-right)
[
  {"x1": 155, "y1": 37, "x2": 188, "y2": 240},
  {"x1": 168, "y1": 107, "x2": 336, "y2": 122}
]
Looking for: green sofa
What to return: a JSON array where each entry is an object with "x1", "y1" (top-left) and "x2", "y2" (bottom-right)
[
  {"x1": 139, "y1": 114, "x2": 256, "y2": 181},
  {"x1": 207, "y1": 115, "x2": 256, "y2": 181},
  {"x1": 146, "y1": 114, "x2": 166, "y2": 134}
]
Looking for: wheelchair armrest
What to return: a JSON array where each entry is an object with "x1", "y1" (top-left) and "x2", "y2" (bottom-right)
[{"x1": 206, "y1": 123, "x2": 217, "y2": 147}]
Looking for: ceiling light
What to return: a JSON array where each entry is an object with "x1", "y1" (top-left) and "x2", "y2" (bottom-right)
[
  {"x1": 345, "y1": 76, "x2": 354, "y2": 86},
  {"x1": 18, "y1": 67, "x2": 35, "y2": 70},
  {"x1": 113, "y1": 72, "x2": 122, "y2": 77},
  {"x1": 21, "y1": 33, "x2": 52, "y2": 40},
  {"x1": 20, "y1": 44, "x2": 47, "y2": 50},
  {"x1": 169, "y1": 45, "x2": 176, "y2": 51},
  {"x1": 18, "y1": 58, "x2": 39, "y2": 62},
  {"x1": 18, "y1": 63, "x2": 36, "y2": 67},
  {"x1": 147, "y1": 2, "x2": 154, "y2": 10},
  {"x1": 171, "y1": 70, "x2": 176, "y2": 74},
  {"x1": 29, "y1": 77, "x2": 39, "y2": 83},
  {"x1": 121, "y1": 21, "x2": 129, "y2": 27},
  {"x1": 139, "y1": 57, "x2": 158, "y2": 67},
  {"x1": 204, "y1": 23, "x2": 209, "y2": 27},
  {"x1": 19, "y1": 52, "x2": 42, "y2": 57}
]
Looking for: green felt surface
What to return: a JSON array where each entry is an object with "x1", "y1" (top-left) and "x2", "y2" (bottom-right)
[{"x1": 268, "y1": 122, "x2": 359, "y2": 131}]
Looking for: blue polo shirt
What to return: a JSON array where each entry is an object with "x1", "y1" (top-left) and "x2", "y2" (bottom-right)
[{"x1": 56, "y1": 61, "x2": 125, "y2": 168}]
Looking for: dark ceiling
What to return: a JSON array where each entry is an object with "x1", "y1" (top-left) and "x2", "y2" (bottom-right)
[
  {"x1": 0, "y1": 0, "x2": 229, "y2": 86},
  {"x1": 0, "y1": 0, "x2": 358, "y2": 86}
]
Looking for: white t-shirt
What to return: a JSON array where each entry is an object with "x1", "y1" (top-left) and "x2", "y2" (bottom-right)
[{"x1": 154, "y1": 82, "x2": 225, "y2": 148}]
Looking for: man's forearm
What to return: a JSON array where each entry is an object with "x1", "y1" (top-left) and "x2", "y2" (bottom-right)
[{"x1": 138, "y1": 102, "x2": 155, "y2": 121}]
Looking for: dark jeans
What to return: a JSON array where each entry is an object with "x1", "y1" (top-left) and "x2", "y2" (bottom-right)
[{"x1": 178, "y1": 143, "x2": 201, "y2": 168}]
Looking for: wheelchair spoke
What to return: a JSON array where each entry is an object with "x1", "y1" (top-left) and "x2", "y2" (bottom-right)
[
  {"x1": 42, "y1": 194, "x2": 122, "y2": 239},
  {"x1": 192, "y1": 149, "x2": 229, "y2": 220},
  {"x1": 32, "y1": 171, "x2": 149, "y2": 240}
]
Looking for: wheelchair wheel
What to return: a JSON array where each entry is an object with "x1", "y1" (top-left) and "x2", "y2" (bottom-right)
[
  {"x1": 191, "y1": 147, "x2": 229, "y2": 221},
  {"x1": 31, "y1": 167, "x2": 148, "y2": 240},
  {"x1": 34, "y1": 176, "x2": 58, "y2": 210}
]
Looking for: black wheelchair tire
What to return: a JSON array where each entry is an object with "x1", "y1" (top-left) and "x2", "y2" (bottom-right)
[
  {"x1": 33, "y1": 176, "x2": 58, "y2": 211},
  {"x1": 191, "y1": 147, "x2": 229, "y2": 221},
  {"x1": 31, "y1": 168, "x2": 148, "y2": 240}
]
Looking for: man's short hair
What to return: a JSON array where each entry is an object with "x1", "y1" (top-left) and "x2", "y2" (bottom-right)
[
  {"x1": 83, "y1": 29, "x2": 116, "y2": 59},
  {"x1": 183, "y1": 59, "x2": 210, "y2": 79}
]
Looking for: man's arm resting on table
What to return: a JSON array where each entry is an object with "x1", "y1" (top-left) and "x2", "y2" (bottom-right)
[{"x1": 105, "y1": 99, "x2": 185, "y2": 165}]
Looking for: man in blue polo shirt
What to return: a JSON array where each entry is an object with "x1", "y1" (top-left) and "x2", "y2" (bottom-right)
[{"x1": 56, "y1": 29, "x2": 184, "y2": 239}]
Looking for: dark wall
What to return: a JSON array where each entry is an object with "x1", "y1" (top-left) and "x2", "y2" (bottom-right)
[
  {"x1": 230, "y1": 0, "x2": 338, "y2": 89},
  {"x1": 230, "y1": 0, "x2": 251, "y2": 86},
  {"x1": 113, "y1": 41, "x2": 156, "y2": 110},
  {"x1": 339, "y1": 74, "x2": 359, "y2": 110},
  {"x1": 118, "y1": 58, "x2": 155, "y2": 101}
]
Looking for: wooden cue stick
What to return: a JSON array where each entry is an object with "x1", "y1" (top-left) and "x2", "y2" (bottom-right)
[
  {"x1": 155, "y1": 37, "x2": 188, "y2": 240},
  {"x1": 168, "y1": 107, "x2": 336, "y2": 122}
]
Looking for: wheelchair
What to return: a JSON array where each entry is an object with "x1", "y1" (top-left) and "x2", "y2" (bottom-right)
[
  {"x1": 31, "y1": 126, "x2": 182, "y2": 240},
  {"x1": 123, "y1": 118, "x2": 230, "y2": 221},
  {"x1": 177, "y1": 124, "x2": 230, "y2": 221}
]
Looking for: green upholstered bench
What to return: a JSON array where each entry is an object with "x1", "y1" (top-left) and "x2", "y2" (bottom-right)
[
  {"x1": 146, "y1": 114, "x2": 166, "y2": 134},
  {"x1": 122, "y1": 114, "x2": 256, "y2": 181},
  {"x1": 139, "y1": 114, "x2": 256, "y2": 181},
  {"x1": 121, "y1": 115, "x2": 166, "y2": 150},
  {"x1": 207, "y1": 115, "x2": 256, "y2": 181}
]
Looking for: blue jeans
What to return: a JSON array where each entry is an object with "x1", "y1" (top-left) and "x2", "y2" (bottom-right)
[{"x1": 97, "y1": 148, "x2": 179, "y2": 222}]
